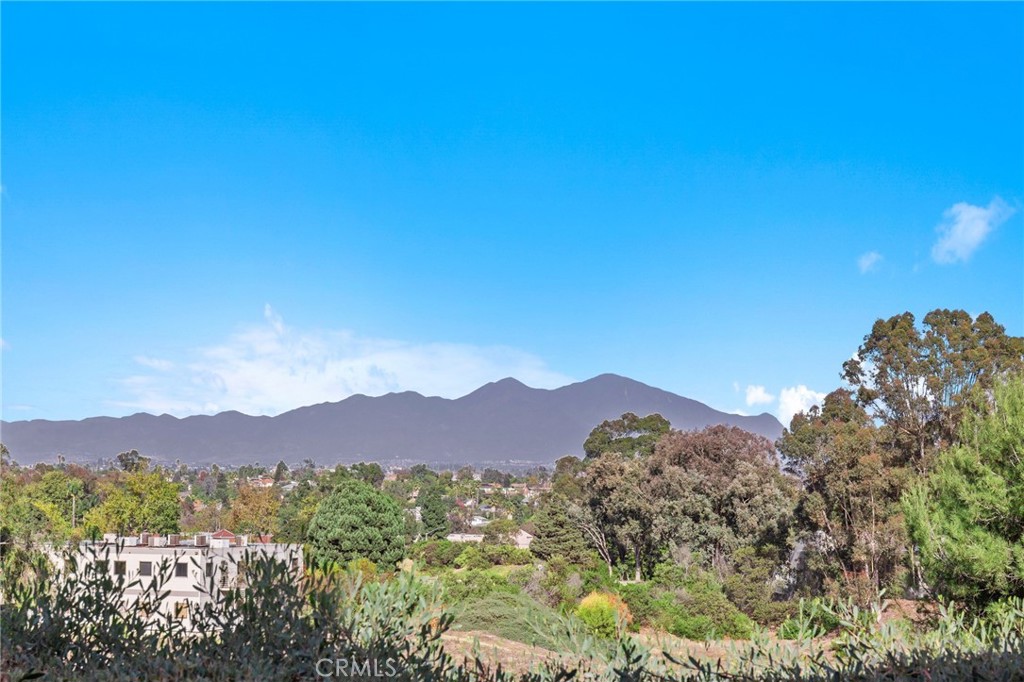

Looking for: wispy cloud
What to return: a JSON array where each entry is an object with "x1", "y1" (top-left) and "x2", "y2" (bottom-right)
[
  {"x1": 777, "y1": 385, "x2": 826, "y2": 427},
  {"x1": 745, "y1": 384, "x2": 775, "y2": 406},
  {"x1": 932, "y1": 197, "x2": 1015, "y2": 264},
  {"x1": 133, "y1": 356, "x2": 174, "y2": 371},
  {"x1": 114, "y1": 307, "x2": 574, "y2": 417},
  {"x1": 857, "y1": 251, "x2": 883, "y2": 274}
]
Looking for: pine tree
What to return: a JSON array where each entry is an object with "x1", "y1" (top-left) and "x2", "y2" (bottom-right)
[
  {"x1": 419, "y1": 483, "x2": 450, "y2": 538},
  {"x1": 307, "y1": 479, "x2": 406, "y2": 569},
  {"x1": 531, "y1": 496, "x2": 590, "y2": 563}
]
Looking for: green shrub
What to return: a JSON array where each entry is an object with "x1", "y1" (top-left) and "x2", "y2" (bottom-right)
[
  {"x1": 635, "y1": 566, "x2": 755, "y2": 640},
  {"x1": 454, "y1": 545, "x2": 491, "y2": 570},
  {"x1": 777, "y1": 598, "x2": 843, "y2": 640},
  {"x1": 536, "y1": 556, "x2": 586, "y2": 609},
  {"x1": 346, "y1": 556, "x2": 378, "y2": 582},
  {"x1": 618, "y1": 582, "x2": 656, "y2": 628},
  {"x1": 414, "y1": 539, "x2": 464, "y2": 568},
  {"x1": 669, "y1": 612, "x2": 718, "y2": 640},
  {"x1": 576, "y1": 591, "x2": 632, "y2": 638},
  {"x1": 481, "y1": 544, "x2": 533, "y2": 566},
  {"x1": 507, "y1": 565, "x2": 535, "y2": 589},
  {"x1": 440, "y1": 569, "x2": 517, "y2": 604},
  {"x1": 652, "y1": 562, "x2": 690, "y2": 589}
]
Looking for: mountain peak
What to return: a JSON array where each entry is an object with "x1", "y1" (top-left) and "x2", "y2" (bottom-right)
[{"x1": 458, "y1": 377, "x2": 531, "y2": 400}]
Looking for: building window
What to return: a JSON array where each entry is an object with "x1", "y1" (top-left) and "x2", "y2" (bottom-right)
[
  {"x1": 205, "y1": 560, "x2": 213, "y2": 578},
  {"x1": 114, "y1": 561, "x2": 126, "y2": 576},
  {"x1": 95, "y1": 560, "x2": 109, "y2": 573},
  {"x1": 175, "y1": 562, "x2": 188, "y2": 578},
  {"x1": 219, "y1": 561, "x2": 229, "y2": 588},
  {"x1": 237, "y1": 561, "x2": 248, "y2": 588},
  {"x1": 174, "y1": 601, "x2": 189, "y2": 620},
  {"x1": 139, "y1": 561, "x2": 152, "y2": 577}
]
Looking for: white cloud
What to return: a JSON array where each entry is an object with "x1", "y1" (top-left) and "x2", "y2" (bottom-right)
[
  {"x1": 857, "y1": 251, "x2": 883, "y2": 274},
  {"x1": 931, "y1": 197, "x2": 1015, "y2": 264},
  {"x1": 777, "y1": 385, "x2": 827, "y2": 427},
  {"x1": 745, "y1": 385, "x2": 775, "y2": 406},
  {"x1": 113, "y1": 307, "x2": 574, "y2": 417},
  {"x1": 134, "y1": 356, "x2": 174, "y2": 371},
  {"x1": 263, "y1": 303, "x2": 285, "y2": 335}
]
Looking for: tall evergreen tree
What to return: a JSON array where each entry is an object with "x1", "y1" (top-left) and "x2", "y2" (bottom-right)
[
  {"x1": 531, "y1": 496, "x2": 590, "y2": 563},
  {"x1": 418, "y1": 483, "x2": 450, "y2": 538},
  {"x1": 273, "y1": 460, "x2": 289, "y2": 483},
  {"x1": 307, "y1": 479, "x2": 405, "y2": 569}
]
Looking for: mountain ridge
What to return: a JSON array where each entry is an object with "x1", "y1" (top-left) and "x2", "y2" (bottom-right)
[{"x1": 1, "y1": 374, "x2": 784, "y2": 465}]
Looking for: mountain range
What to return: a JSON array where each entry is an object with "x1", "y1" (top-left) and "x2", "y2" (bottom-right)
[{"x1": 1, "y1": 374, "x2": 783, "y2": 466}]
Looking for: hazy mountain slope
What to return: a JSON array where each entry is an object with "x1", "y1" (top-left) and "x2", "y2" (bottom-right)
[{"x1": 1, "y1": 374, "x2": 783, "y2": 465}]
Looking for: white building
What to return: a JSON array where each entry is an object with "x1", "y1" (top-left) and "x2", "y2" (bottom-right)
[{"x1": 49, "y1": 531, "x2": 303, "y2": 628}]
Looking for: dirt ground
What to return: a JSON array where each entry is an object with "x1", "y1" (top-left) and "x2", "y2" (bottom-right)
[
  {"x1": 442, "y1": 630, "x2": 566, "y2": 675},
  {"x1": 442, "y1": 628, "x2": 806, "y2": 675},
  {"x1": 442, "y1": 600, "x2": 936, "y2": 674}
]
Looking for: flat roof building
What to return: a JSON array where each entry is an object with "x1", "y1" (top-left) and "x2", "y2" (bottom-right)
[{"x1": 48, "y1": 532, "x2": 303, "y2": 629}]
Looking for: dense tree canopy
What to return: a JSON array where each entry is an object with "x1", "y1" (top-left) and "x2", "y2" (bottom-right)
[
  {"x1": 227, "y1": 485, "x2": 281, "y2": 536},
  {"x1": 778, "y1": 390, "x2": 910, "y2": 600},
  {"x1": 115, "y1": 449, "x2": 150, "y2": 473},
  {"x1": 583, "y1": 412, "x2": 671, "y2": 459},
  {"x1": 84, "y1": 469, "x2": 181, "y2": 535},
  {"x1": 842, "y1": 310, "x2": 1024, "y2": 468},
  {"x1": 650, "y1": 426, "x2": 797, "y2": 572}
]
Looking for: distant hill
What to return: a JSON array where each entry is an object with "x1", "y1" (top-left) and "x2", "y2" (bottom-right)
[{"x1": 1, "y1": 374, "x2": 784, "y2": 466}]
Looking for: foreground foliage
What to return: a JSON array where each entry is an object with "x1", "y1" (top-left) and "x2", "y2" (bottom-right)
[{"x1": 3, "y1": 550, "x2": 1024, "y2": 681}]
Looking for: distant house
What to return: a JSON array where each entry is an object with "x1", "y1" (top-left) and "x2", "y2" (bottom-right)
[
  {"x1": 446, "y1": 533, "x2": 484, "y2": 544},
  {"x1": 250, "y1": 477, "x2": 274, "y2": 489},
  {"x1": 468, "y1": 515, "x2": 490, "y2": 528},
  {"x1": 211, "y1": 529, "x2": 237, "y2": 544},
  {"x1": 512, "y1": 529, "x2": 534, "y2": 550},
  {"x1": 506, "y1": 483, "x2": 529, "y2": 497}
]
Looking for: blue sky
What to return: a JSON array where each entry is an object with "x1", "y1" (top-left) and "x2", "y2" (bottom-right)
[{"x1": 3, "y1": 3, "x2": 1022, "y2": 428}]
